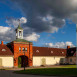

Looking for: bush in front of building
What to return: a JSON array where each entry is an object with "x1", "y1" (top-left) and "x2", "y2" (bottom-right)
[{"x1": 18, "y1": 57, "x2": 21, "y2": 68}]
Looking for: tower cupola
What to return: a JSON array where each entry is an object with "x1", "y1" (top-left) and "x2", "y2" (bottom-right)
[{"x1": 15, "y1": 24, "x2": 23, "y2": 39}]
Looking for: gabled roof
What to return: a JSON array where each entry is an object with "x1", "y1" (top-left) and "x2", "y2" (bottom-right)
[
  {"x1": 33, "y1": 47, "x2": 66, "y2": 56},
  {"x1": 67, "y1": 47, "x2": 76, "y2": 57},
  {"x1": 0, "y1": 44, "x2": 13, "y2": 56}
]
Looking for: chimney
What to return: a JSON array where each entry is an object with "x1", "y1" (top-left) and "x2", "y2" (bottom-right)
[
  {"x1": 67, "y1": 46, "x2": 70, "y2": 49},
  {"x1": 1, "y1": 41, "x2": 4, "y2": 45}
]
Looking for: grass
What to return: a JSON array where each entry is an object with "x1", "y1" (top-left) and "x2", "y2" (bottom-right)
[
  {"x1": 14, "y1": 65, "x2": 77, "y2": 76},
  {"x1": 0, "y1": 69, "x2": 5, "y2": 70}
]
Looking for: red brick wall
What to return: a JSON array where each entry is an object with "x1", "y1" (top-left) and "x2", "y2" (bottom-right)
[{"x1": 11, "y1": 42, "x2": 33, "y2": 67}]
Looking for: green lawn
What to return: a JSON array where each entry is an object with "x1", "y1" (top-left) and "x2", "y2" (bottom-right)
[{"x1": 14, "y1": 65, "x2": 77, "y2": 76}]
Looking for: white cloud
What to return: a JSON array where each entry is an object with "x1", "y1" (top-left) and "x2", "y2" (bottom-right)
[
  {"x1": 0, "y1": 26, "x2": 15, "y2": 41},
  {"x1": 71, "y1": 0, "x2": 77, "y2": 7},
  {"x1": 42, "y1": 15, "x2": 53, "y2": 23},
  {"x1": 6, "y1": 17, "x2": 27, "y2": 28},
  {"x1": 45, "y1": 41, "x2": 75, "y2": 48},
  {"x1": 24, "y1": 32, "x2": 40, "y2": 41},
  {"x1": 0, "y1": 26, "x2": 11, "y2": 34},
  {"x1": 49, "y1": 26, "x2": 58, "y2": 33},
  {"x1": 45, "y1": 43, "x2": 53, "y2": 47},
  {"x1": 20, "y1": 17, "x2": 27, "y2": 24},
  {"x1": 65, "y1": 42, "x2": 74, "y2": 46}
]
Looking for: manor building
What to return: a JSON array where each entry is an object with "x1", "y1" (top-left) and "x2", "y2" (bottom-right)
[{"x1": 0, "y1": 25, "x2": 76, "y2": 67}]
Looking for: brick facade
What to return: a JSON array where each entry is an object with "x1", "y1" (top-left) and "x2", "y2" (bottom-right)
[{"x1": 7, "y1": 41, "x2": 33, "y2": 67}]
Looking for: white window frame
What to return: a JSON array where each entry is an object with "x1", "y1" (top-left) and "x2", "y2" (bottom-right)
[{"x1": 19, "y1": 47, "x2": 21, "y2": 51}]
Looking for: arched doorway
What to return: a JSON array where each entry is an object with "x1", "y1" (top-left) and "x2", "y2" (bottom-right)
[
  {"x1": 41, "y1": 58, "x2": 46, "y2": 66},
  {"x1": 18, "y1": 55, "x2": 28, "y2": 68}
]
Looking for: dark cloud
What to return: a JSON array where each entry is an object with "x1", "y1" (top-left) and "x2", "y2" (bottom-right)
[{"x1": 11, "y1": 0, "x2": 77, "y2": 34}]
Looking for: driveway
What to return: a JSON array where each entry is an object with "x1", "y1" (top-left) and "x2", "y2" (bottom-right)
[{"x1": 0, "y1": 70, "x2": 75, "y2": 77}]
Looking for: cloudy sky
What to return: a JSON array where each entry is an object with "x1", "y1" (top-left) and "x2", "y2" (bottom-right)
[{"x1": 0, "y1": 0, "x2": 76, "y2": 48}]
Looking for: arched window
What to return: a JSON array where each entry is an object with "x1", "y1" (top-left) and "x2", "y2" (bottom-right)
[
  {"x1": 25, "y1": 48, "x2": 27, "y2": 51},
  {"x1": 19, "y1": 47, "x2": 21, "y2": 51},
  {"x1": 36, "y1": 50, "x2": 39, "y2": 52},
  {"x1": 41, "y1": 58, "x2": 46, "y2": 65},
  {"x1": 19, "y1": 31, "x2": 22, "y2": 36},
  {"x1": 22, "y1": 47, "x2": 25, "y2": 51}
]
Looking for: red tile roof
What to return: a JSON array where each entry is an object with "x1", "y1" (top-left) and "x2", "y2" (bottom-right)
[
  {"x1": 0, "y1": 44, "x2": 13, "y2": 56},
  {"x1": 33, "y1": 47, "x2": 66, "y2": 56}
]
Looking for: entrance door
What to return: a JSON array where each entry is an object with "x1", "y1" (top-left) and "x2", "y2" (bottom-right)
[
  {"x1": 18, "y1": 56, "x2": 28, "y2": 67},
  {"x1": 0, "y1": 58, "x2": 2, "y2": 66}
]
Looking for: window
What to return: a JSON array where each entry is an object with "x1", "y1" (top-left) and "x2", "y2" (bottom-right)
[
  {"x1": 70, "y1": 58, "x2": 72, "y2": 62},
  {"x1": 36, "y1": 50, "x2": 39, "y2": 52},
  {"x1": 19, "y1": 31, "x2": 22, "y2": 36},
  {"x1": 25, "y1": 48, "x2": 27, "y2": 51},
  {"x1": 60, "y1": 58, "x2": 64, "y2": 63},
  {"x1": 22, "y1": 47, "x2": 25, "y2": 51},
  {"x1": 19, "y1": 47, "x2": 21, "y2": 51},
  {"x1": 62, "y1": 52, "x2": 64, "y2": 54},
  {"x1": 51, "y1": 51, "x2": 53, "y2": 53},
  {"x1": 2, "y1": 49, "x2": 6, "y2": 51}
]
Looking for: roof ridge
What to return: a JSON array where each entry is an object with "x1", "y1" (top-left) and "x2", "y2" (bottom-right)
[{"x1": 33, "y1": 46, "x2": 66, "y2": 49}]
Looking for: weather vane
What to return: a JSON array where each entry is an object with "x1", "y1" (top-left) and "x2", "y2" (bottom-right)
[{"x1": 18, "y1": 19, "x2": 21, "y2": 25}]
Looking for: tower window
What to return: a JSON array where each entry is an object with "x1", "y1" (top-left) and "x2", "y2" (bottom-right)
[{"x1": 19, "y1": 31, "x2": 22, "y2": 36}]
